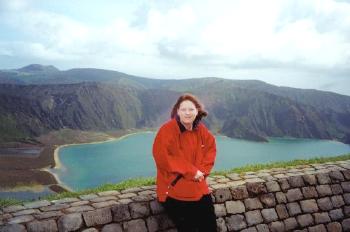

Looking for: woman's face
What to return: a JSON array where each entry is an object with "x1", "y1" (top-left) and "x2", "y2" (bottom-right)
[{"x1": 177, "y1": 100, "x2": 198, "y2": 125}]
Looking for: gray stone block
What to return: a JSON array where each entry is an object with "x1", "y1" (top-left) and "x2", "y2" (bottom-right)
[
  {"x1": 146, "y1": 214, "x2": 174, "y2": 232},
  {"x1": 329, "y1": 170, "x2": 345, "y2": 182},
  {"x1": 70, "y1": 201, "x2": 89, "y2": 207},
  {"x1": 244, "y1": 198, "x2": 263, "y2": 210},
  {"x1": 79, "y1": 194, "x2": 98, "y2": 200},
  {"x1": 308, "y1": 224, "x2": 327, "y2": 232},
  {"x1": 284, "y1": 217, "x2": 298, "y2": 231},
  {"x1": 226, "y1": 173, "x2": 240, "y2": 180},
  {"x1": 64, "y1": 205, "x2": 94, "y2": 213},
  {"x1": 316, "y1": 173, "x2": 331, "y2": 184},
  {"x1": 241, "y1": 227, "x2": 257, "y2": 232},
  {"x1": 277, "y1": 178, "x2": 290, "y2": 191},
  {"x1": 342, "y1": 170, "x2": 350, "y2": 180},
  {"x1": 8, "y1": 215, "x2": 34, "y2": 224},
  {"x1": 40, "y1": 204, "x2": 69, "y2": 212},
  {"x1": 111, "y1": 204, "x2": 131, "y2": 222},
  {"x1": 0, "y1": 224, "x2": 26, "y2": 232},
  {"x1": 57, "y1": 213, "x2": 83, "y2": 232},
  {"x1": 341, "y1": 181, "x2": 350, "y2": 192},
  {"x1": 214, "y1": 188, "x2": 232, "y2": 203},
  {"x1": 288, "y1": 176, "x2": 304, "y2": 188},
  {"x1": 301, "y1": 186, "x2": 318, "y2": 199},
  {"x1": 302, "y1": 174, "x2": 317, "y2": 185},
  {"x1": 343, "y1": 218, "x2": 350, "y2": 231},
  {"x1": 123, "y1": 219, "x2": 147, "y2": 232},
  {"x1": 52, "y1": 198, "x2": 79, "y2": 204},
  {"x1": 150, "y1": 200, "x2": 164, "y2": 214},
  {"x1": 225, "y1": 214, "x2": 247, "y2": 231},
  {"x1": 331, "y1": 195, "x2": 345, "y2": 208},
  {"x1": 101, "y1": 223, "x2": 123, "y2": 232},
  {"x1": 230, "y1": 185, "x2": 249, "y2": 200},
  {"x1": 81, "y1": 228, "x2": 98, "y2": 232},
  {"x1": 329, "y1": 208, "x2": 344, "y2": 221},
  {"x1": 34, "y1": 210, "x2": 63, "y2": 220},
  {"x1": 331, "y1": 184, "x2": 344, "y2": 195},
  {"x1": 265, "y1": 181, "x2": 280, "y2": 192},
  {"x1": 256, "y1": 224, "x2": 269, "y2": 232},
  {"x1": 119, "y1": 199, "x2": 133, "y2": 204},
  {"x1": 275, "y1": 192, "x2": 287, "y2": 204},
  {"x1": 92, "y1": 200, "x2": 118, "y2": 209},
  {"x1": 316, "y1": 184, "x2": 332, "y2": 197},
  {"x1": 326, "y1": 222, "x2": 342, "y2": 232},
  {"x1": 121, "y1": 187, "x2": 142, "y2": 194},
  {"x1": 129, "y1": 202, "x2": 150, "y2": 219},
  {"x1": 82, "y1": 208, "x2": 112, "y2": 227},
  {"x1": 344, "y1": 205, "x2": 350, "y2": 217},
  {"x1": 98, "y1": 190, "x2": 120, "y2": 196},
  {"x1": 2, "y1": 205, "x2": 26, "y2": 214},
  {"x1": 300, "y1": 199, "x2": 319, "y2": 213},
  {"x1": 269, "y1": 221, "x2": 285, "y2": 232},
  {"x1": 296, "y1": 213, "x2": 314, "y2": 228},
  {"x1": 90, "y1": 196, "x2": 117, "y2": 203},
  {"x1": 313, "y1": 212, "x2": 331, "y2": 224},
  {"x1": 344, "y1": 193, "x2": 350, "y2": 204},
  {"x1": 286, "y1": 202, "x2": 301, "y2": 216},
  {"x1": 132, "y1": 195, "x2": 154, "y2": 202},
  {"x1": 261, "y1": 208, "x2": 278, "y2": 223},
  {"x1": 13, "y1": 209, "x2": 40, "y2": 217},
  {"x1": 226, "y1": 200, "x2": 245, "y2": 214},
  {"x1": 216, "y1": 217, "x2": 227, "y2": 232},
  {"x1": 275, "y1": 204, "x2": 289, "y2": 219},
  {"x1": 259, "y1": 193, "x2": 276, "y2": 207},
  {"x1": 214, "y1": 204, "x2": 227, "y2": 217},
  {"x1": 317, "y1": 197, "x2": 333, "y2": 211},
  {"x1": 0, "y1": 213, "x2": 11, "y2": 222},
  {"x1": 286, "y1": 188, "x2": 303, "y2": 202},
  {"x1": 119, "y1": 193, "x2": 137, "y2": 199},
  {"x1": 245, "y1": 210, "x2": 263, "y2": 226},
  {"x1": 24, "y1": 200, "x2": 51, "y2": 209},
  {"x1": 246, "y1": 182, "x2": 267, "y2": 196},
  {"x1": 27, "y1": 219, "x2": 58, "y2": 232}
]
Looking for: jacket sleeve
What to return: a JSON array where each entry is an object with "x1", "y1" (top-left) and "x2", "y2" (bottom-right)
[
  {"x1": 198, "y1": 128, "x2": 216, "y2": 176},
  {"x1": 152, "y1": 126, "x2": 198, "y2": 179}
]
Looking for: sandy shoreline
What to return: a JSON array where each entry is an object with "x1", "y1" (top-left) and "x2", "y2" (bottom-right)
[
  {"x1": 48, "y1": 130, "x2": 154, "y2": 191},
  {"x1": 0, "y1": 129, "x2": 156, "y2": 194}
]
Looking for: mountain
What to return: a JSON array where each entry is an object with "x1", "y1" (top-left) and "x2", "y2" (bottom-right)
[
  {"x1": 0, "y1": 65, "x2": 350, "y2": 144},
  {"x1": 17, "y1": 64, "x2": 59, "y2": 73}
]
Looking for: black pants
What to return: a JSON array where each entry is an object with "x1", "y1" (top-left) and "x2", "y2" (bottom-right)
[{"x1": 162, "y1": 194, "x2": 217, "y2": 232}]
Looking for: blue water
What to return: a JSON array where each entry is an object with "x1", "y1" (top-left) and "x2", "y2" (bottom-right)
[
  {"x1": 0, "y1": 187, "x2": 54, "y2": 201},
  {"x1": 51, "y1": 132, "x2": 350, "y2": 191}
]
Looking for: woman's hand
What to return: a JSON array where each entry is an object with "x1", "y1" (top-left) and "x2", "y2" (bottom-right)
[{"x1": 194, "y1": 170, "x2": 204, "y2": 182}]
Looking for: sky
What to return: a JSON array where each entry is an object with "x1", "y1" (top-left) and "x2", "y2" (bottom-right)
[{"x1": 0, "y1": 0, "x2": 349, "y2": 95}]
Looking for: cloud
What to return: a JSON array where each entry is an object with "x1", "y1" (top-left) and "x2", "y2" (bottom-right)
[{"x1": 0, "y1": 0, "x2": 349, "y2": 95}]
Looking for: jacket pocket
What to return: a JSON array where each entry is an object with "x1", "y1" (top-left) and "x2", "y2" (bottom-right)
[{"x1": 170, "y1": 177, "x2": 199, "y2": 199}]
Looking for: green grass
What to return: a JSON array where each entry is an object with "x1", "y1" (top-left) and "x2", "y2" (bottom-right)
[
  {"x1": 0, "y1": 198, "x2": 23, "y2": 208},
  {"x1": 211, "y1": 153, "x2": 350, "y2": 176},
  {"x1": 1, "y1": 153, "x2": 350, "y2": 208},
  {"x1": 45, "y1": 177, "x2": 155, "y2": 201}
]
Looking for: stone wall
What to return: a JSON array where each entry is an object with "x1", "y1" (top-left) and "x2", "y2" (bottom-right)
[{"x1": 2, "y1": 160, "x2": 350, "y2": 231}]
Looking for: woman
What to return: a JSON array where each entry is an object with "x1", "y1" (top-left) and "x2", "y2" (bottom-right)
[{"x1": 152, "y1": 93, "x2": 217, "y2": 232}]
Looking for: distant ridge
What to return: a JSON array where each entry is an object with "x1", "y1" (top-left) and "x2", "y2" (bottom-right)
[
  {"x1": 16, "y1": 64, "x2": 59, "y2": 73},
  {"x1": 0, "y1": 64, "x2": 350, "y2": 144}
]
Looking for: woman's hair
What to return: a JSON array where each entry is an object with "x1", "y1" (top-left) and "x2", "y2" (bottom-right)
[{"x1": 170, "y1": 93, "x2": 208, "y2": 120}]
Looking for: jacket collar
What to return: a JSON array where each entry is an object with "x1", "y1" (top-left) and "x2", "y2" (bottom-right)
[{"x1": 175, "y1": 115, "x2": 201, "y2": 133}]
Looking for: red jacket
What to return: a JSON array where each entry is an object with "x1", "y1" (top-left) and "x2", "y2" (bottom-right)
[{"x1": 152, "y1": 118, "x2": 216, "y2": 202}]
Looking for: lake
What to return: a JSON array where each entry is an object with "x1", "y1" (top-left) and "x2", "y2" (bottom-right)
[
  {"x1": 50, "y1": 132, "x2": 350, "y2": 191},
  {"x1": 0, "y1": 186, "x2": 55, "y2": 201}
]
